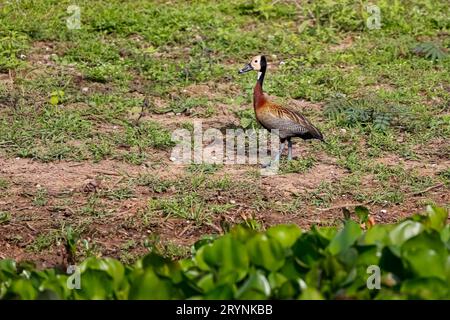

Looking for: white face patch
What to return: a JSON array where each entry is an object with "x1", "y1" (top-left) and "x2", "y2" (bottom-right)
[{"x1": 257, "y1": 71, "x2": 262, "y2": 80}]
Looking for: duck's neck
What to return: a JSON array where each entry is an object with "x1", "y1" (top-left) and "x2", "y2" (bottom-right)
[{"x1": 253, "y1": 66, "x2": 266, "y2": 109}]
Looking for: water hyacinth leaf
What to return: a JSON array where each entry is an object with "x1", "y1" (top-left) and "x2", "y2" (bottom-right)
[
  {"x1": 75, "y1": 269, "x2": 114, "y2": 299},
  {"x1": 298, "y1": 287, "x2": 324, "y2": 300},
  {"x1": 355, "y1": 245, "x2": 380, "y2": 266},
  {"x1": 425, "y1": 205, "x2": 448, "y2": 231},
  {"x1": 267, "y1": 272, "x2": 288, "y2": 290},
  {"x1": 197, "y1": 273, "x2": 215, "y2": 292},
  {"x1": 202, "y1": 234, "x2": 249, "y2": 280},
  {"x1": 246, "y1": 234, "x2": 285, "y2": 271},
  {"x1": 38, "y1": 275, "x2": 71, "y2": 300},
  {"x1": 80, "y1": 257, "x2": 125, "y2": 290},
  {"x1": 400, "y1": 278, "x2": 449, "y2": 299},
  {"x1": 389, "y1": 220, "x2": 424, "y2": 246},
  {"x1": 379, "y1": 246, "x2": 405, "y2": 276},
  {"x1": 278, "y1": 280, "x2": 301, "y2": 299},
  {"x1": 128, "y1": 268, "x2": 177, "y2": 300},
  {"x1": 313, "y1": 226, "x2": 338, "y2": 243},
  {"x1": 0, "y1": 259, "x2": 16, "y2": 276},
  {"x1": 235, "y1": 270, "x2": 271, "y2": 300},
  {"x1": 193, "y1": 245, "x2": 211, "y2": 271},
  {"x1": 9, "y1": 279, "x2": 37, "y2": 300},
  {"x1": 441, "y1": 225, "x2": 450, "y2": 247},
  {"x1": 361, "y1": 224, "x2": 392, "y2": 245},
  {"x1": 142, "y1": 253, "x2": 182, "y2": 283},
  {"x1": 328, "y1": 220, "x2": 362, "y2": 255},
  {"x1": 266, "y1": 224, "x2": 302, "y2": 249},
  {"x1": 292, "y1": 234, "x2": 324, "y2": 267},
  {"x1": 401, "y1": 233, "x2": 447, "y2": 280},
  {"x1": 204, "y1": 284, "x2": 235, "y2": 299}
]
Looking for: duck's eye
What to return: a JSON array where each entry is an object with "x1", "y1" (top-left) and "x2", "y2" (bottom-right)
[{"x1": 254, "y1": 60, "x2": 257, "y2": 63}]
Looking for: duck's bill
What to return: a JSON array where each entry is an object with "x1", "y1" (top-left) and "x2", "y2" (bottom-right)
[{"x1": 238, "y1": 63, "x2": 253, "y2": 74}]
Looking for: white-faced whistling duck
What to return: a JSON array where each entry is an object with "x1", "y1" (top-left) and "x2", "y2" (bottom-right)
[{"x1": 239, "y1": 55, "x2": 324, "y2": 163}]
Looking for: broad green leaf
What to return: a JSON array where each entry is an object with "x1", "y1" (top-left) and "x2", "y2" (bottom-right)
[
  {"x1": 328, "y1": 220, "x2": 362, "y2": 255},
  {"x1": 204, "y1": 284, "x2": 235, "y2": 299},
  {"x1": 128, "y1": 268, "x2": 177, "y2": 300},
  {"x1": 80, "y1": 258, "x2": 125, "y2": 291},
  {"x1": 401, "y1": 278, "x2": 449, "y2": 299},
  {"x1": 441, "y1": 224, "x2": 450, "y2": 247},
  {"x1": 267, "y1": 272, "x2": 288, "y2": 289},
  {"x1": 401, "y1": 232, "x2": 447, "y2": 280},
  {"x1": 9, "y1": 279, "x2": 37, "y2": 300},
  {"x1": 355, "y1": 245, "x2": 380, "y2": 266},
  {"x1": 278, "y1": 280, "x2": 301, "y2": 299},
  {"x1": 75, "y1": 269, "x2": 113, "y2": 300},
  {"x1": 292, "y1": 234, "x2": 324, "y2": 267},
  {"x1": 194, "y1": 245, "x2": 211, "y2": 271},
  {"x1": 424, "y1": 205, "x2": 448, "y2": 231},
  {"x1": 266, "y1": 224, "x2": 301, "y2": 248},
  {"x1": 197, "y1": 274, "x2": 215, "y2": 292},
  {"x1": 360, "y1": 224, "x2": 392, "y2": 245},
  {"x1": 0, "y1": 259, "x2": 16, "y2": 276},
  {"x1": 235, "y1": 270, "x2": 271, "y2": 299},
  {"x1": 142, "y1": 253, "x2": 181, "y2": 283},
  {"x1": 389, "y1": 220, "x2": 424, "y2": 246},
  {"x1": 312, "y1": 225, "x2": 338, "y2": 243},
  {"x1": 379, "y1": 246, "x2": 405, "y2": 276},
  {"x1": 246, "y1": 234, "x2": 285, "y2": 271},
  {"x1": 202, "y1": 234, "x2": 249, "y2": 281},
  {"x1": 298, "y1": 287, "x2": 324, "y2": 300}
]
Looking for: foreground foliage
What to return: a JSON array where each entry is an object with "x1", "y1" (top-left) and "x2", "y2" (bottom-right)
[{"x1": 0, "y1": 206, "x2": 449, "y2": 300}]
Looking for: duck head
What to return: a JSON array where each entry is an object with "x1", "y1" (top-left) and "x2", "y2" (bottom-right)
[{"x1": 238, "y1": 55, "x2": 267, "y2": 74}]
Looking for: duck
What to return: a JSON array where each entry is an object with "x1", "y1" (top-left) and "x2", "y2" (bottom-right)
[{"x1": 238, "y1": 55, "x2": 324, "y2": 163}]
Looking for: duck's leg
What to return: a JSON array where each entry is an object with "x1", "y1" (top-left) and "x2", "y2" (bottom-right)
[
  {"x1": 262, "y1": 139, "x2": 285, "y2": 168},
  {"x1": 287, "y1": 138, "x2": 293, "y2": 161},
  {"x1": 273, "y1": 140, "x2": 285, "y2": 163}
]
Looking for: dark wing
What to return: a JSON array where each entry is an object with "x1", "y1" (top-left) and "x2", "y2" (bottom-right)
[{"x1": 258, "y1": 102, "x2": 324, "y2": 140}]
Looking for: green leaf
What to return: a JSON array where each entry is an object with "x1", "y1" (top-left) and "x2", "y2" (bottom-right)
[
  {"x1": 204, "y1": 284, "x2": 235, "y2": 299},
  {"x1": 75, "y1": 269, "x2": 113, "y2": 299},
  {"x1": 0, "y1": 259, "x2": 16, "y2": 276},
  {"x1": 235, "y1": 270, "x2": 271, "y2": 299},
  {"x1": 441, "y1": 225, "x2": 450, "y2": 247},
  {"x1": 80, "y1": 258, "x2": 125, "y2": 290},
  {"x1": 424, "y1": 205, "x2": 448, "y2": 231},
  {"x1": 328, "y1": 220, "x2": 362, "y2": 255},
  {"x1": 355, "y1": 206, "x2": 370, "y2": 223},
  {"x1": 298, "y1": 287, "x2": 324, "y2": 300},
  {"x1": 401, "y1": 278, "x2": 449, "y2": 299},
  {"x1": 142, "y1": 253, "x2": 181, "y2": 283},
  {"x1": 292, "y1": 234, "x2": 324, "y2": 267},
  {"x1": 389, "y1": 220, "x2": 424, "y2": 246},
  {"x1": 197, "y1": 274, "x2": 215, "y2": 292},
  {"x1": 49, "y1": 95, "x2": 59, "y2": 106},
  {"x1": 361, "y1": 224, "x2": 392, "y2": 245},
  {"x1": 401, "y1": 232, "x2": 447, "y2": 280},
  {"x1": 202, "y1": 234, "x2": 249, "y2": 281},
  {"x1": 246, "y1": 234, "x2": 285, "y2": 271},
  {"x1": 10, "y1": 279, "x2": 37, "y2": 300},
  {"x1": 266, "y1": 224, "x2": 301, "y2": 249},
  {"x1": 128, "y1": 268, "x2": 176, "y2": 299},
  {"x1": 267, "y1": 272, "x2": 288, "y2": 290}
]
